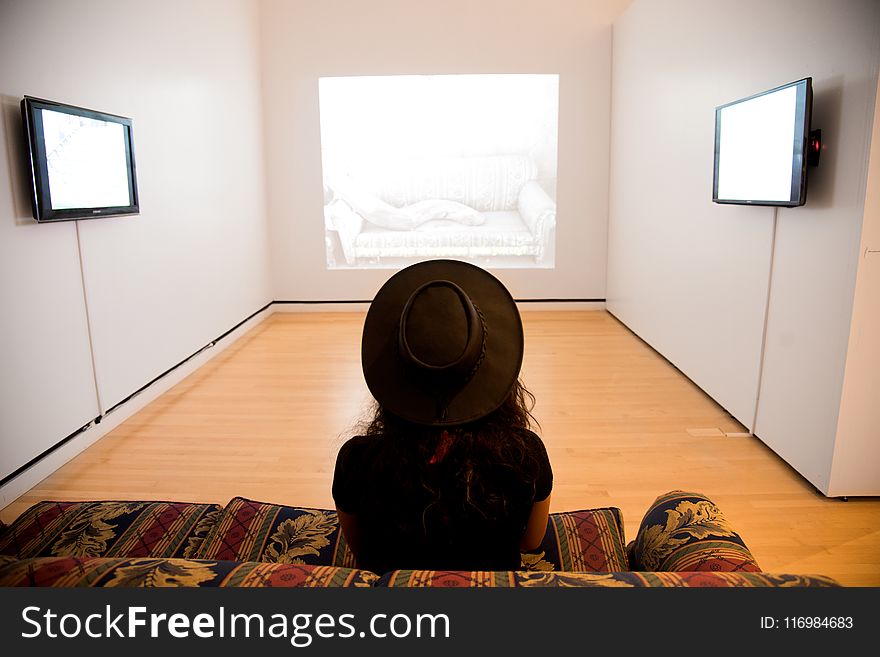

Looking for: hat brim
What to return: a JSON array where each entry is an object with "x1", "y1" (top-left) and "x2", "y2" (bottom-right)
[{"x1": 362, "y1": 260, "x2": 523, "y2": 426}]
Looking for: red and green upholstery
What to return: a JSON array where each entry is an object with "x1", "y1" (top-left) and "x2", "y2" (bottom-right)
[
  {"x1": 0, "y1": 491, "x2": 836, "y2": 587},
  {"x1": 628, "y1": 490, "x2": 761, "y2": 572},
  {"x1": 377, "y1": 570, "x2": 836, "y2": 588},
  {"x1": 0, "y1": 500, "x2": 221, "y2": 560},
  {"x1": 521, "y1": 507, "x2": 629, "y2": 571},
  {"x1": 189, "y1": 497, "x2": 630, "y2": 573},
  {"x1": 192, "y1": 496, "x2": 356, "y2": 567},
  {"x1": 0, "y1": 497, "x2": 630, "y2": 574},
  {"x1": 0, "y1": 555, "x2": 377, "y2": 587}
]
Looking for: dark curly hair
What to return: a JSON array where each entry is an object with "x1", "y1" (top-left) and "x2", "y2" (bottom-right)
[{"x1": 355, "y1": 378, "x2": 544, "y2": 547}]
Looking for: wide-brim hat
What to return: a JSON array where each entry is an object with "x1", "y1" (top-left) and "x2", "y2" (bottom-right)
[{"x1": 362, "y1": 259, "x2": 523, "y2": 426}]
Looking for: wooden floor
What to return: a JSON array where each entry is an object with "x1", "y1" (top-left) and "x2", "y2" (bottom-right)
[{"x1": 3, "y1": 311, "x2": 878, "y2": 586}]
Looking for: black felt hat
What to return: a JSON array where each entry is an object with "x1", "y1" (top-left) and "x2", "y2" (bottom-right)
[{"x1": 362, "y1": 260, "x2": 524, "y2": 426}]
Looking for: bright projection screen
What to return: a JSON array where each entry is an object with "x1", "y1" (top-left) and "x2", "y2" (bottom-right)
[{"x1": 319, "y1": 74, "x2": 559, "y2": 269}]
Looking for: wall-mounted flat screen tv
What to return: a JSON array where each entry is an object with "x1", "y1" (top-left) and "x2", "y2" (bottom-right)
[
  {"x1": 713, "y1": 77, "x2": 813, "y2": 207},
  {"x1": 21, "y1": 96, "x2": 139, "y2": 222}
]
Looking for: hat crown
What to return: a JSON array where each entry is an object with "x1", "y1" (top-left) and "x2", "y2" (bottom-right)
[
  {"x1": 399, "y1": 280, "x2": 483, "y2": 380},
  {"x1": 361, "y1": 259, "x2": 522, "y2": 426}
]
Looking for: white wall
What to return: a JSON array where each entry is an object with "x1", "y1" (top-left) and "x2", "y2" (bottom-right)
[
  {"x1": 609, "y1": 0, "x2": 880, "y2": 494},
  {"x1": 608, "y1": 1, "x2": 780, "y2": 426},
  {"x1": 0, "y1": 148, "x2": 99, "y2": 480},
  {"x1": 70, "y1": 1, "x2": 274, "y2": 409},
  {"x1": 827, "y1": 68, "x2": 880, "y2": 497},
  {"x1": 260, "y1": 0, "x2": 629, "y2": 301},
  {"x1": 0, "y1": 0, "x2": 273, "y2": 479}
]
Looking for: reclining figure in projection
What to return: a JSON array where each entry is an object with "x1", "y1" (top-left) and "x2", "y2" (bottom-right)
[{"x1": 331, "y1": 175, "x2": 485, "y2": 231}]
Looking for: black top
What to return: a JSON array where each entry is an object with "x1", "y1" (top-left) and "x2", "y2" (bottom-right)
[{"x1": 332, "y1": 429, "x2": 552, "y2": 574}]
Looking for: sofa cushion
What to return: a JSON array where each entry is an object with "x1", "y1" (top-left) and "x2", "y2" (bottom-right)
[
  {"x1": 196, "y1": 499, "x2": 627, "y2": 573},
  {"x1": 379, "y1": 570, "x2": 519, "y2": 587},
  {"x1": 522, "y1": 507, "x2": 629, "y2": 572},
  {"x1": 629, "y1": 491, "x2": 761, "y2": 572},
  {"x1": 194, "y1": 497, "x2": 355, "y2": 567},
  {"x1": 0, "y1": 556, "x2": 377, "y2": 587},
  {"x1": 0, "y1": 500, "x2": 222, "y2": 559},
  {"x1": 377, "y1": 569, "x2": 837, "y2": 587}
]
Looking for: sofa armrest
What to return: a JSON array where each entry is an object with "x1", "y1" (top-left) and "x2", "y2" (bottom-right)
[
  {"x1": 517, "y1": 180, "x2": 556, "y2": 235},
  {"x1": 629, "y1": 490, "x2": 761, "y2": 572},
  {"x1": 517, "y1": 181, "x2": 556, "y2": 263},
  {"x1": 325, "y1": 199, "x2": 364, "y2": 265}
]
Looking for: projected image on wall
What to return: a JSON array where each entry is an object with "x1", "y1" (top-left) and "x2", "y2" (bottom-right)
[{"x1": 319, "y1": 74, "x2": 559, "y2": 269}]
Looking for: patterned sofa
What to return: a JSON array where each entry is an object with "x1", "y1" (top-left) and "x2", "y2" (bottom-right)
[
  {"x1": 0, "y1": 491, "x2": 836, "y2": 588},
  {"x1": 324, "y1": 154, "x2": 556, "y2": 268}
]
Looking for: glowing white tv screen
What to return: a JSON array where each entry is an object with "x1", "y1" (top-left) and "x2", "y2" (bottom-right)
[
  {"x1": 42, "y1": 109, "x2": 132, "y2": 211},
  {"x1": 319, "y1": 74, "x2": 559, "y2": 269},
  {"x1": 713, "y1": 78, "x2": 812, "y2": 207}
]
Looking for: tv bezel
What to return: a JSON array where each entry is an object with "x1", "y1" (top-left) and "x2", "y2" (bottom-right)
[
  {"x1": 21, "y1": 95, "x2": 140, "y2": 223},
  {"x1": 712, "y1": 77, "x2": 813, "y2": 208}
]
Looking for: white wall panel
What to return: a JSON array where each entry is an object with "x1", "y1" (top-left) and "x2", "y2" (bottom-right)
[
  {"x1": 752, "y1": 1, "x2": 880, "y2": 494},
  {"x1": 824, "y1": 62, "x2": 880, "y2": 497},
  {"x1": 607, "y1": 1, "x2": 779, "y2": 427},
  {"x1": 0, "y1": 216, "x2": 100, "y2": 479},
  {"x1": 66, "y1": 0, "x2": 273, "y2": 409}
]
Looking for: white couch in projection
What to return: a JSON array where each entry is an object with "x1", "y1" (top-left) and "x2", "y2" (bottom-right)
[{"x1": 324, "y1": 154, "x2": 556, "y2": 268}]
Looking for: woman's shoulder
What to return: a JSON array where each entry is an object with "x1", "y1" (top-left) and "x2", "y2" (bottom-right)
[
  {"x1": 332, "y1": 436, "x2": 376, "y2": 490},
  {"x1": 515, "y1": 427, "x2": 547, "y2": 450},
  {"x1": 337, "y1": 434, "x2": 373, "y2": 461},
  {"x1": 337, "y1": 434, "x2": 400, "y2": 470},
  {"x1": 340, "y1": 434, "x2": 373, "y2": 448},
  {"x1": 515, "y1": 426, "x2": 551, "y2": 465},
  {"x1": 516, "y1": 428, "x2": 552, "y2": 497}
]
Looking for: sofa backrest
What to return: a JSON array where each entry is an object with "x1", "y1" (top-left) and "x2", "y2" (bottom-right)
[
  {"x1": 0, "y1": 497, "x2": 628, "y2": 574},
  {"x1": 350, "y1": 155, "x2": 537, "y2": 211}
]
